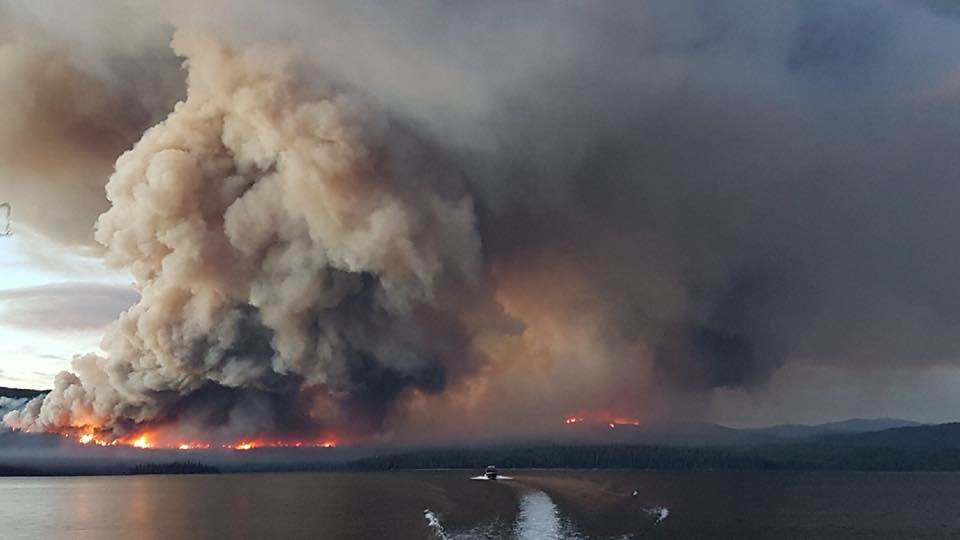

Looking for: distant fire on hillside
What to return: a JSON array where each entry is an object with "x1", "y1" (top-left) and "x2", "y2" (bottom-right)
[{"x1": 563, "y1": 413, "x2": 643, "y2": 429}]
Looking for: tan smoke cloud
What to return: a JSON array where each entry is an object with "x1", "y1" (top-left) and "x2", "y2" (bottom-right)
[
  {"x1": 392, "y1": 243, "x2": 703, "y2": 442},
  {"x1": 5, "y1": 30, "x2": 488, "y2": 438},
  {"x1": 0, "y1": 4, "x2": 180, "y2": 252},
  {"x1": 0, "y1": 43, "x2": 129, "y2": 251}
]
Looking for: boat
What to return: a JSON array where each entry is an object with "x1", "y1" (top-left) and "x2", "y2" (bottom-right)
[{"x1": 485, "y1": 465, "x2": 498, "y2": 480}]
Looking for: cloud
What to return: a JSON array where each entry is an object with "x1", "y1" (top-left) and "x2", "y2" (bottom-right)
[
  {"x1": 0, "y1": 283, "x2": 138, "y2": 332},
  {"x1": 712, "y1": 363, "x2": 960, "y2": 426},
  {"x1": 0, "y1": 1, "x2": 182, "y2": 253}
]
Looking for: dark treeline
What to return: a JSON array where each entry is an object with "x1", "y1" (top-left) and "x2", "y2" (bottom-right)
[
  {"x1": 129, "y1": 462, "x2": 221, "y2": 475},
  {"x1": 0, "y1": 387, "x2": 45, "y2": 399},
  {"x1": 345, "y1": 443, "x2": 960, "y2": 472},
  {"x1": 0, "y1": 462, "x2": 222, "y2": 477},
  {"x1": 0, "y1": 464, "x2": 45, "y2": 476},
  {"x1": 6, "y1": 423, "x2": 960, "y2": 476},
  {"x1": 3, "y1": 444, "x2": 960, "y2": 476}
]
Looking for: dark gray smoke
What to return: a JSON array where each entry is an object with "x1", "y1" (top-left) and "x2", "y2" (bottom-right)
[{"x1": 5, "y1": 0, "x2": 960, "y2": 440}]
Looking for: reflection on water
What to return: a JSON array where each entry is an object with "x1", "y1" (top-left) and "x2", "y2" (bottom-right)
[{"x1": 0, "y1": 471, "x2": 959, "y2": 539}]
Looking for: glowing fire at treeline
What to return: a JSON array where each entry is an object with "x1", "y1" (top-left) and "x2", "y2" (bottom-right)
[
  {"x1": 69, "y1": 431, "x2": 338, "y2": 451},
  {"x1": 563, "y1": 413, "x2": 642, "y2": 429}
]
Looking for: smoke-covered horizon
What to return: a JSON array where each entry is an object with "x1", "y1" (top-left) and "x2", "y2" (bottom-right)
[{"x1": 4, "y1": 0, "x2": 960, "y2": 443}]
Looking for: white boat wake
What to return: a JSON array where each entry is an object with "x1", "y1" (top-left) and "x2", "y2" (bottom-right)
[
  {"x1": 645, "y1": 506, "x2": 669, "y2": 524},
  {"x1": 514, "y1": 489, "x2": 581, "y2": 539},
  {"x1": 426, "y1": 482, "x2": 668, "y2": 538},
  {"x1": 470, "y1": 475, "x2": 513, "y2": 481},
  {"x1": 426, "y1": 488, "x2": 580, "y2": 539},
  {"x1": 424, "y1": 509, "x2": 504, "y2": 539},
  {"x1": 424, "y1": 509, "x2": 448, "y2": 540}
]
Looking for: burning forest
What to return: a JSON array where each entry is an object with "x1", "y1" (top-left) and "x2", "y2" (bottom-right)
[
  {"x1": 4, "y1": 0, "x2": 960, "y2": 453},
  {"x1": 2, "y1": 29, "x2": 492, "y2": 449}
]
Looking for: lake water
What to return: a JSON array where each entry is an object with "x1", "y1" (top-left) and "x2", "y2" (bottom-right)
[{"x1": 1, "y1": 470, "x2": 958, "y2": 539}]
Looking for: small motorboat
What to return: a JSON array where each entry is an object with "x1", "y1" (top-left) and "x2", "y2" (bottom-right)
[{"x1": 485, "y1": 465, "x2": 498, "y2": 480}]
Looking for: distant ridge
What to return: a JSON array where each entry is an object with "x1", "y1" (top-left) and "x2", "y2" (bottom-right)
[
  {"x1": 745, "y1": 418, "x2": 927, "y2": 440},
  {"x1": 558, "y1": 418, "x2": 928, "y2": 446},
  {"x1": 0, "y1": 387, "x2": 45, "y2": 399},
  {"x1": 817, "y1": 422, "x2": 960, "y2": 449}
]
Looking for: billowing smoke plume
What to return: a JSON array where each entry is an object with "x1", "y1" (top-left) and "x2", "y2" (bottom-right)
[
  {"x1": 4, "y1": 30, "x2": 496, "y2": 440},
  {"x1": 6, "y1": 0, "x2": 960, "y2": 440},
  {"x1": 0, "y1": 397, "x2": 28, "y2": 420}
]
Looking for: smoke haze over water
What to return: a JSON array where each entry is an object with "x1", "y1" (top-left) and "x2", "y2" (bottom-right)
[{"x1": 4, "y1": 0, "x2": 960, "y2": 441}]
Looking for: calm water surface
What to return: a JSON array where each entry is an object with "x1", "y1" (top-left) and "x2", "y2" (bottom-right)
[{"x1": 0, "y1": 470, "x2": 958, "y2": 539}]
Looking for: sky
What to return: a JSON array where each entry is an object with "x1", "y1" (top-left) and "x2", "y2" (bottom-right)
[
  {"x1": 0, "y1": 230, "x2": 136, "y2": 389},
  {"x1": 6, "y1": 0, "x2": 960, "y2": 439}
]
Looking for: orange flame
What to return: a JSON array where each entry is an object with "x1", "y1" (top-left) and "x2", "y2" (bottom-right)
[
  {"x1": 131, "y1": 435, "x2": 151, "y2": 449},
  {"x1": 224, "y1": 439, "x2": 337, "y2": 451},
  {"x1": 69, "y1": 429, "x2": 339, "y2": 451}
]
